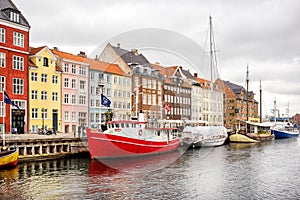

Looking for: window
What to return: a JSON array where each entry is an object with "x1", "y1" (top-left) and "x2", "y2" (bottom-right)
[
  {"x1": 31, "y1": 125, "x2": 38, "y2": 133},
  {"x1": 79, "y1": 80, "x2": 86, "y2": 90},
  {"x1": 0, "y1": 28, "x2": 5, "y2": 43},
  {"x1": 90, "y1": 99, "x2": 95, "y2": 107},
  {"x1": 41, "y1": 91, "x2": 47, "y2": 100},
  {"x1": 142, "y1": 78, "x2": 147, "y2": 88},
  {"x1": 64, "y1": 111, "x2": 69, "y2": 122},
  {"x1": 13, "y1": 32, "x2": 24, "y2": 47},
  {"x1": 0, "y1": 76, "x2": 5, "y2": 92},
  {"x1": 31, "y1": 90, "x2": 38, "y2": 100},
  {"x1": 79, "y1": 66, "x2": 86, "y2": 76},
  {"x1": 143, "y1": 94, "x2": 146, "y2": 104},
  {"x1": 152, "y1": 80, "x2": 156, "y2": 89},
  {"x1": 64, "y1": 78, "x2": 69, "y2": 88},
  {"x1": 41, "y1": 74, "x2": 47, "y2": 82},
  {"x1": 114, "y1": 77, "x2": 118, "y2": 83},
  {"x1": 64, "y1": 94, "x2": 69, "y2": 104},
  {"x1": 52, "y1": 92, "x2": 58, "y2": 101},
  {"x1": 42, "y1": 108, "x2": 48, "y2": 119},
  {"x1": 13, "y1": 56, "x2": 24, "y2": 70},
  {"x1": 90, "y1": 72, "x2": 95, "y2": 80},
  {"x1": 152, "y1": 94, "x2": 156, "y2": 105},
  {"x1": 72, "y1": 94, "x2": 76, "y2": 104},
  {"x1": 107, "y1": 88, "x2": 111, "y2": 96},
  {"x1": 79, "y1": 95, "x2": 86, "y2": 105},
  {"x1": 72, "y1": 64, "x2": 76, "y2": 74},
  {"x1": 90, "y1": 86, "x2": 95, "y2": 94},
  {"x1": 13, "y1": 78, "x2": 23, "y2": 94},
  {"x1": 31, "y1": 72, "x2": 37, "y2": 81},
  {"x1": 52, "y1": 75, "x2": 58, "y2": 84},
  {"x1": 148, "y1": 94, "x2": 151, "y2": 104},
  {"x1": 107, "y1": 75, "x2": 111, "y2": 83},
  {"x1": 72, "y1": 112, "x2": 76, "y2": 122},
  {"x1": 0, "y1": 102, "x2": 4, "y2": 117},
  {"x1": 148, "y1": 79, "x2": 151, "y2": 89},
  {"x1": 43, "y1": 57, "x2": 48, "y2": 66},
  {"x1": 31, "y1": 108, "x2": 38, "y2": 118},
  {"x1": 71, "y1": 79, "x2": 76, "y2": 89},
  {"x1": 0, "y1": 52, "x2": 6, "y2": 67},
  {"x1": 64, "y1": 63, "x2": 69, "y2": 72},
  {"x1": 10, "y1": 11, "x2": 20, "y2": 23}
]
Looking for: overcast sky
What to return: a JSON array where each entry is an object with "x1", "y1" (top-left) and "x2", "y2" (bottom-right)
[{"x1": 16, "y1": 0, "x2": 300, "y2": 117}]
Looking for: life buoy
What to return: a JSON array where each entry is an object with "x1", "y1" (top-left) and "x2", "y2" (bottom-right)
[{"x1": 139, "y1": 129, "x2": 143, "y2": 136}]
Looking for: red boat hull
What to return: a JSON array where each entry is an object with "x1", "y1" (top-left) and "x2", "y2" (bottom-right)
[{"x1": 87, "y1": 129, "x2": 180, "y2": 159}]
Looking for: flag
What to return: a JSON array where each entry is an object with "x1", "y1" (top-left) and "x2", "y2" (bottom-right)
[
  {"x1": 165, "y1": 102, "x2": 171, "y2": 112},
  {"x1": 101, "y1": 94, "x2": 111, "y2": 107},
  {"x1": 3, "y1": 91, "x2": 20, "y2": 109}
]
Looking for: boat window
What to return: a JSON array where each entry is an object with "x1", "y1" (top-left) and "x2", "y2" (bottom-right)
[
  {"x1": 126, "y1": 123, "x2": 130, "y2": 128},
  {"x1": 121, "y1": 123, "x2": 124, "y2": 128},
  {"x1": 157, "y1": 131, "x2": 160, "y2": 136},
  {"x1": 133, "y1": 124, "x2": 136, "y2": 128},
  {"x1": 115, "y1": 123, "x2": 119, "y2": 128}
]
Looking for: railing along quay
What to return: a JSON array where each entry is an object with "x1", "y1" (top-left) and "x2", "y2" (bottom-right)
[{"x1": 0, "y1": 133, "x2": 89, "y2": 162}]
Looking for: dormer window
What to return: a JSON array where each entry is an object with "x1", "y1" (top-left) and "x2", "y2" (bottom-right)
[
  {"x1": 10, "y1": 11, "x2": 20, "y2": 23},
  {"x1": 43, "y1": 57, "x2": 49, "y2": 67}
]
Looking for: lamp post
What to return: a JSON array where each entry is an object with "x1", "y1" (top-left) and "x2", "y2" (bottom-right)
[{"x1": 42, "y1": 108, "x2": 45, "y2": 133}]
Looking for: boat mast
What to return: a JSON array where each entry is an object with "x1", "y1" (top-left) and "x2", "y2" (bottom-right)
[
  {"x1": 246, "y1": 65, "x2": 249, "y2": 121},
  {"x1": 260, "y1": 80, "x2": 262, "y2": 123},
  {"x1": 209, "y1": 15, "x2": 215, "y2": 125}
]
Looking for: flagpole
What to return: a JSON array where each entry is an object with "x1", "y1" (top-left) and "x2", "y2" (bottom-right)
[
  {"x1": 100, "y1": 94, "x2": 102, "y2": 131},
  {"x1": 2, "y1": 91, "x2": 5, "y2": 147}
]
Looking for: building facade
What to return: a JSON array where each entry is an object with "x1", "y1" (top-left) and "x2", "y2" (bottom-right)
[
  {"x1": 0, "y1": 0, "x2": 30, "y2": 134},
  {"x1": 99, "y1": 43, "x2": 164, "y2": 122},
  {"x1": 28, "y1": 46, "x2": 62, "y2": 133},
  {"x1": 52, "y1": 48, "x2": 89, "y2": 134},
  {"x1": 223, "y1": 80, "x2": 259, "y2": 128}
]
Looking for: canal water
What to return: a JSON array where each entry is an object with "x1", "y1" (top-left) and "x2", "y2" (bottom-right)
[{"x1": 1, "y1": 138, "x2": 300, "y2": 199}]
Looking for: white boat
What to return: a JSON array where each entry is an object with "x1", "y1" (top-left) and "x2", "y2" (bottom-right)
[{"x1": 183, "y1": 126, "x2": 227, "y2": 147}]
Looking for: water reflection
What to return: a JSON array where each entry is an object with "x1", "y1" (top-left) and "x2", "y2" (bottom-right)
[{"x1": 0, "y1": 139, "x2": 299, "y2": 199}]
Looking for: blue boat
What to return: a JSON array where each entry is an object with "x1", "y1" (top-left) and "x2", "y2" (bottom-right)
[{"x1": 271, "y1": 122, "x2": 299, "y2": 139}]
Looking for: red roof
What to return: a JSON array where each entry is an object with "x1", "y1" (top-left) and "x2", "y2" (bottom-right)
[
  {"x1": 29, "y1": 46, "x2": 46, "y2": 55},
  {"x1": 84, "y1": 58, "x2": 128, "y2": 76},
  {"x1": 52, "y1": 49, "x2": 86, "y2": 63}
]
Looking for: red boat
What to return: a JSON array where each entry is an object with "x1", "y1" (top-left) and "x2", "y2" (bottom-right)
[{"x1": 86, "y1": 113, "x2": 180, "y2": 159}]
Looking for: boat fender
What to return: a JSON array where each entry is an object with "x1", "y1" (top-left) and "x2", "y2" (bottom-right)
[{"x1": 139, "y1": 129, "x2": 143, "y2": 136}]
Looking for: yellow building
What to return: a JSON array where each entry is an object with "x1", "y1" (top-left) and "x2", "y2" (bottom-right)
[{"x1": 28, "y1": 46, "x2": 62, "y2": 133}]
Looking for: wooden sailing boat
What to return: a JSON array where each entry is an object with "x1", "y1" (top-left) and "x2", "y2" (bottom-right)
[
  {"x1": 182, "y1": 16, "x2": 227, "y2": 148},
  {"x1": 229, "y1": 67, "x2": 274, "y2": 143}
]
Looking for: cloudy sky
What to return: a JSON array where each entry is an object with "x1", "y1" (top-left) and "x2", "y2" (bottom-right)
[{"x1": 16, "y1": 0, "x2": 300, "y2": 117}]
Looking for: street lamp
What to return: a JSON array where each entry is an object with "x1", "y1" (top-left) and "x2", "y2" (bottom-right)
[{"x1": 42, "y1": 108, "x2": 45, "y2": 133}]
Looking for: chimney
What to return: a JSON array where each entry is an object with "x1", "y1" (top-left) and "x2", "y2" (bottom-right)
[
  {"x1": 194, "y1": 73, "x2": 198, "y2": 78},
  {"x1": 117, "y1": 43, "x2": 120, "y2": 48},
  {"x1": 78, "y1": 51, "x2": 87, "y2": 58},
  {"x1": 95, "y1": 55, "x2": 98, "y2": 61},
  {"x1": 53, "y1": 47, "x2": 59, "y2": 51},
  {"x1": 131, "y1": 49, "x2": 138, "y2": 55}
]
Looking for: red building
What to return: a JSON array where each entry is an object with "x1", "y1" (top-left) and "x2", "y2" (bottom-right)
[{"x1": 0, "y1": 0, "x2": 30, "y2": 134}]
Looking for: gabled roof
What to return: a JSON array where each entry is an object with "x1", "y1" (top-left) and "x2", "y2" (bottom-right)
[
  {"x1": 152, "y1": 63, "x2": 174, "y2": 85},
  {"x1": 0, "y1": 0, "x2": 30, "y2": 27},
  {"x1": 223, "y1": 80, "x2": 257, "y2": 102},
  {"x1": 223, "y1": 81, "x2": 244, "y2": 95},
  {"x1": 84, "y1": 58, "x2": 128, "y2": 76},
  {"x1": 52, "y1": 49, "x2": 87, "y2": 63},
  {"x1": 29, "y1": 46, "x2": 46, "y2": 55},
  {"x1": 111, "y1": 45, "x2": 151, "y2": 67}
]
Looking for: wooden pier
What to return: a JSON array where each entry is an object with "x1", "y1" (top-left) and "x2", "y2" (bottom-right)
[{"x1": 0, "y1": 133, "x2": 89, "y2": 162}]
